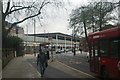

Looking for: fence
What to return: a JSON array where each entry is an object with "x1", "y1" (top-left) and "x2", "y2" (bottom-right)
[{"x1": 2, "y1": 48, "x2": 15, "y2": 69}]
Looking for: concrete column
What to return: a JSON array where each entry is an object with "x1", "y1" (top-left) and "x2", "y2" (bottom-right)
[
  {"x1": 71, "y1": 37, "x2": 72, "y2": 49},
  {"x1": 56, "y1": 34, "x2": 58, "y2": 51},
  {"x1": 76, "y1": 40, "x2": 77, "y2": 50},
  {"x1": 65, "y1": 36, "x2": 66, "y2": 52}
]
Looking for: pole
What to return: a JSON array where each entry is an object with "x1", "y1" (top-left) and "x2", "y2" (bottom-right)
[
  {"x1": 51, "y1": 37, "x2": 53, "y2": 62},
  {"x1": 73, "y1": 26, "x2": 76, "y2": 56},
  {"x1": 26, "y1": 25, "x2": 28, "y2": 54},
  {"x1": 56, "y1": 34, "x2": 58, "y2": 52},
  {"x1": 99, "y1": 2, "x2": 102, "y2": 31},
  {"x1": 118, "y1": 1, "x2": 120, "y2": 25},
  {"x1": 44, "y1": 30, "x2": 45, "y2": 42},
  {"x1": 64, "y1": 36, "x2": 66, "y2": 53},
  {"x1": 71, "y1": 37, "x2": 72, "y2": 49},
  {"x1": 34, "y1": 19, "x2": 36, "y2": 56}
]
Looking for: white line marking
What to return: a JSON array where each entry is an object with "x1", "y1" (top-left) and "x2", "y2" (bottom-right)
[
  {"x1": 56, "y1": 60, "x2": 95, "y2": 78},
  {"x1": 28, "y1": 63, "x2": 41, "y2": 77}
]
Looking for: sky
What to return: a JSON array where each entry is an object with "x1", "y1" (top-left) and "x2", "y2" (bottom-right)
[
  {"x1": 20, "y1": 0, "x2": 89, "y2": 35},
  {"x1": 5, "y1": 0, "x2": 118, "y2": 35}
]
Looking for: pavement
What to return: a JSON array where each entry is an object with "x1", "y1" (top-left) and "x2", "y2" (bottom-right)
[
  {"x1": 1, "y1": 53, "x2": 95, "y2": 79},
  {"x1": 0, "y1": 59, "x2": 2, "y2": 80},
  {"x1": 2, "y1": 54, "x2": 41, "y2": 78}
]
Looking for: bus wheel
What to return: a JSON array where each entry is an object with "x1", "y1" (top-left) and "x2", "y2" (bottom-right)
[{"x1": 101, "y1": 68, "x2": 109, "y2": 79}]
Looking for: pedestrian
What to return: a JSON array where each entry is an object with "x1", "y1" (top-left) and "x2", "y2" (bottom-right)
[
  {"x1": 42, "y1": 45, "x2": 48, "y2": 67},
  {"x1": 46, "y1": 46, "x2": 50, "y2": 60},
  {"x1": 73, "y1": 47, "x2": 76, "y2": 56},
  {"x1": 37, "y1": 44, "x2": 48, "y2": 77},
  {"x1": 79, "y1": 48, "x2": 82, "y2": 54},
  {"x1": 51, "y1": 47, "x2": 53, "y2": 62},
  {"x1": 44, "y1": 46, "x2": 49, "y2": 67}
]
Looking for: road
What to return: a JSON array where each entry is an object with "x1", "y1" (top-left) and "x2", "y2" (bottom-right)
[
  {"x1": 55, "y1": 51, "x2": 94, "y2": 75},
  {"x1": 26, "y1": 51, "x2": 100, "y2": 79}
]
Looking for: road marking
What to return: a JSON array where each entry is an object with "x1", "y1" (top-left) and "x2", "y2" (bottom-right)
[
  {"x1": 69, "y1": 61, "x2": 81, "y2": 64},
  {"x1": 32, "y1": 62, "x2": 37, "y2": 63},
  {"x1": 56, "y1": 60, "x2": 95, "y2": 78},
  {"x1": 28, "y1": 63, "x2": 41, "y2": 77}
]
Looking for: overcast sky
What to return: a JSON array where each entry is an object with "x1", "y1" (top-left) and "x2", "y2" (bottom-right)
[
  {"x1": 20, "y1": 0, "x2": 89, "y2": 35},
  {"x1": 5, "y1": 0, "x2": 118, "y2": 35}
]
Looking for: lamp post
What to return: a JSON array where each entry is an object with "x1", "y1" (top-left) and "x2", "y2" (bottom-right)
[
  {"x1": 48, "y1": 33, "x2": 53, "y2": 62},
  {"x1": 34, "y1": 19, "x2": 36, "y2": 56},
  {"x1": 72, "y1": 26, "x2": 76, "y2": 56},
  {"x1": 51, "y1": 39, "x2": 53, "y2": 62},
  {"x1": 44, "y1": 30, "x2": 46, "y2": 42},
  {"x1": 25, "y1": 24, "x2": 28, "y2": 54},
  {"x1": 50, "y1": 35, "x2": 53, "y2": 62},
  {"x1": 118, "y1": 1, "x2": 120, "y2": 25}
]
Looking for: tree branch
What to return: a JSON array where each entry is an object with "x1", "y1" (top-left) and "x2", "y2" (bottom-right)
[
  {"x1": 6, "y1": 11, "x2": 41, "y2": 35},
  {"x1": 5, "y1": 0, "x2": 51, "y2": 36},
  {"x1": 7, "y1": 6, "x2": 33, "y2": 15},
  {"x1": 10, "y1": 5, "x2": 23, "y2": 11},
  {"x1": 5, "y1": 0, "x2": 10, "y2": 15},
  {"x1": 39, "y1": 1, "x2": 51, "y2": 12}
]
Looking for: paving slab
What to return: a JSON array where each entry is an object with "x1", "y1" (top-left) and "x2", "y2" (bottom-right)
[{"x1": 2, "y1": 56, "x2": 41, "y2": 78}]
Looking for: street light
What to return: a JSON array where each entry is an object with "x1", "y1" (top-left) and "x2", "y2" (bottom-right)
[
  {"x1": 34, "y1": 19, "x2": 36, "y2": 56},
  {"x1": 25, "y1": 24, "x2": 28, "y2": 54},
  {"x1": 118, "y1": 1, "x2": 120, "y2": 25},
  {"x1": 50, "y1": 35, "x2": 53, "y2": 62},
  {"x1": 72, "y1": 26, "x2": 76, "y2": 56}
]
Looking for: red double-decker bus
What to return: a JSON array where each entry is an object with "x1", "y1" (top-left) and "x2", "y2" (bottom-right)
[{"x1": 88, "y1": 26, "x2": 120, "y2": 79}]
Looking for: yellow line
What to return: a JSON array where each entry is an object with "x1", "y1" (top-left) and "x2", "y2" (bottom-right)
[{"x1": 56, "y1": 60, "x2": 95, "y2": 78}]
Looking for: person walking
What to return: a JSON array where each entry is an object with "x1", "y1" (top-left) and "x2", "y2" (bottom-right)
[
  {"x1": 37, "y1": 44, "x2": 48, "y2": 77},
  {"x1": 46, "y1": 46, "x2": 50, "y2": 60},
  {"x1": 73, "y1": 47, "x2": 76, "y2": 56},
  {"x1": 79, "y1": 48, "x2": 82, "y2": 54},
  {"x1": 44, "y1": 46, "x2": 49, "y2": 67}
]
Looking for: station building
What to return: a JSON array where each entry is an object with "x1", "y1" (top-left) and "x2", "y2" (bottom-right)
[
  {"x1": 4, "y1": 21, "x2": 81, "y2": 54},
  {"x1": 6, "y1": 22, "x2": 80, "y2": 53},
  {"x1": 22, "y1": 32, "x2": 80, "y2": 54},
  {"x1": 5, "y1": 21, "x2": 80, "y2": 54}
]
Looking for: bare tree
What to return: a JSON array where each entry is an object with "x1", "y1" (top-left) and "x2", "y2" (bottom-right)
[
  {"x1": 69, "y1": 0, "x2": 118, "y2": 35},
  {"x1": 2, "y1": 0, "x2": 68, "y2": 36},
  {"x1": 69, "y1": 0, "x2": 118, "y2": 51}
]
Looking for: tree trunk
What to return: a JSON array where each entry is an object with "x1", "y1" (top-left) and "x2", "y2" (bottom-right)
[{"x1": 83, "y1": 11, "x2": 90, "y2": 52}]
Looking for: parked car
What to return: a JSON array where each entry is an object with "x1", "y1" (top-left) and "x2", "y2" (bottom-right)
[
  {"x1": 61, "y1": 49, "x2": 65, "y2": 53},
  {"x1": 56, "y1": 49, "x2": 61, "y2": 54},
  {"x1": 65, "y1": 49, "x2": 69, "y2": 52}
]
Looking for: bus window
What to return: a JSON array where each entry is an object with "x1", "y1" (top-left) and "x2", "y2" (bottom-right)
[
  {"x1": 110, "y1": 38, "x2": 120, "y2": 58},
  {"x1": 99, "y1": 39, "x2": 109, "y2": 56},
  {"x1": 91, "y1": 42, "x2": 99, "y2": 57}
]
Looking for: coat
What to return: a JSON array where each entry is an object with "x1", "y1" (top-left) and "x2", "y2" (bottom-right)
[{"x1": 37, "y1": 53, "x2": 47, "y2": 65}]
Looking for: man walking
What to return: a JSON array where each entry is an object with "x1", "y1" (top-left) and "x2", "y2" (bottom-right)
[{"x1": 37, "y1": 44, "x2": 48, "y2": 77}]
